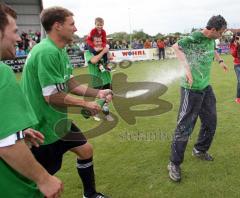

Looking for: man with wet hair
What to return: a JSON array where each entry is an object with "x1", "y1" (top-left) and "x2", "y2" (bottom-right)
[{"x1": 168, "y1": 15, "x2": 228, "y2": 182}]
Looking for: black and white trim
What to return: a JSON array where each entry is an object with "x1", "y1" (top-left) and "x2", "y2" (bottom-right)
[
  {"x1": 42, "y1": 83, "x2": 67, "y2": 96},
  {"x1": 0, "y1": 131, "x2": 25, "y2": 147},
  {"x1": 177, "y1": 89, "x2": 189, "y2": 124},
  {"x1": 76, "y1": 161, "x2": 93, "y2": 169},
  {"x1": 16, "y1": 131, "x2": 24, "y2": 140},
  {"x1": 56, "y1": 83, "x2": 66, "y2": 92}
]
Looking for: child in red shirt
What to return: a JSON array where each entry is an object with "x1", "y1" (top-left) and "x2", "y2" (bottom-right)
[{"x1": 86, "y1": 17, "x2": 110, "y2": 72}]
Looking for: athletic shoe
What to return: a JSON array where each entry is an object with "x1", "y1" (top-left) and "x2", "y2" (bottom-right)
[
  {"x1": 167, "y1": 162, "x2": 181, "y2": 182},
  {"x1": 93, "y1": 114, "x2": 101, "y2": 121},
  {"x1": 192, "y1": 147, "x2": 214, "y2": 161},
  {"x1": 83, "y1": 192, "x2": 109, "y2": 198},
  {"x1": 235, "y1": 98, "x2": 240, "y2": 104},
  {"x1": 105, "y1": 114, "x2": 114, "y2": 122}
]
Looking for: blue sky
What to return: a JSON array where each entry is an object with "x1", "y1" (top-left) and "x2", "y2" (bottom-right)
[{"x1": 43, "y1": 0, "x2": 240, "y2": 37}]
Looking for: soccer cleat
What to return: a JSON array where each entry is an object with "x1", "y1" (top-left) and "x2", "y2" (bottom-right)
[
  {"x1": 192, "y1": 147, "x2": 214, "y2": 161},
  {"x1": 235, "y1": 98, "x2": 240, "y2": 104},
  {"x1": 83, "y1": 192, "x2": 109, "y2": 198},
  {"x1": 105, "y1": 114, "x2": 114, "y2": 122},
  {"x1": 167, "y1": 162, "x2": 181, "y2": 182}
]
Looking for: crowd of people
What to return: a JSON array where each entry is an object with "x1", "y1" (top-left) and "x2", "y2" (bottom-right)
[
  {"x1": 16, "y1": 30, "x2": 41, "y2": 57},
  {"x1": 65, "y1": 37, "x2": 176, "y2": 62},
  {"x1": 85, "y1": 37, "x2": 177, "y2": 51}
]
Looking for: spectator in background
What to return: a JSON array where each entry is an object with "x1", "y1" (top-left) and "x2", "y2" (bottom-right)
[
  {"x1": 157, "y1": 39, "x2": 165, "y2": 60},
  {"x1": 16, "y1": 30, "x2": 41, "y2": 56},
  {"x1": 113, "y1": 40, "x2": 122, "y2": 50},
  {"x1": 131, "y1": 39, "x2": 138, "y2": 49},
  {"x1": 108, "y1": 39, "x2": 114, "y2": 50},
  {"x1": 144, "y1": 39, "x2": 151, "y2": 48},
  {"x1": 165, "y1": 38, "x2": 170, "y2": 47},
  {"x1": 79, "y1": 42, "x2": 86, "y2": 51},
  {"x1": 152, "y1": 39, "x2": 157, "y2": 48},
  {"x1": 169, "y1": 37, "x2": 176, "y2": 46},
  {"x1": 121, "y1": 40, "x2": 129, "y2": 49},
  {"x1": 138, "y1": 40, "x2": 144, "y2": 49},
  {"x1": 16, "y1": 42, "x2": 27, "y2": 57},
  {"x1": 164, "y1": 38, "x2": 168, "y2": 47},
  {"x1": 28, "y1": 37, "x2": 36, "y2": 51},
  {"x1": 230, "y1": 32, "x2": 240, "y2": 103},
  {"x1": 78, "y1": 42, "x2": 86, "y2": 61},
  {"x1": 215, "y1": 38, "x2": 221, "y2": 54},
  {"x1": 22, "y1": 33, "x2": 30, "y2": 54},
  {"x1": 72, "y1": 42, "x2": 80, "y2": 54},
  {"x1": 28, "y1": 29, "x2": 35, "y2": 39},
  {"x1": 35, "y1": 31, "x2": 41, "y2": 43}
]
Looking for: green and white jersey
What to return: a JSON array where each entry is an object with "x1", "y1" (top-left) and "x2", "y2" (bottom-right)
[
  {"x1": 20, "y1": 37, "x2": 73, "y2": 145},
  {"x1": 0, "y1": 63, "x2": 42, "y2": 198},
  {"x1": 0, "y1": 63, "x2": 38, "y2": 139},
  {"x1": 178, "y1": 31, "x2": 215, "y2": 90},
  {"x1": 85, "y1": 50, "x2": 111, "y2": 88}
]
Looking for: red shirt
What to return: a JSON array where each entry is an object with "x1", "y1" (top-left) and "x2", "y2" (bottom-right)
[
  {"x1": 86, "y1": 28, "x2": 107, "y2": 48},
  {"x1": 157, "y1": 40, "x2": 165, "y2": 49},
  {"x1": 230, "y1": 43, "x2": 240, "y2": 65}
]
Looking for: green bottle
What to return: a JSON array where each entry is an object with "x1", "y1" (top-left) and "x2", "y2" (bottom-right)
[{"x1": 81, "y1": 99, "x2": 105, "y2": 119}]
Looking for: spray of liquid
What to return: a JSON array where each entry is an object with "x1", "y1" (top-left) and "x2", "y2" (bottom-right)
[
  {"x1": 124, "y1": 62, "x2": 185, "y2": 98},
  {"x1": 148, "y1": 62, "x2": 185, "y2": 85},
  {"x1": 125, "y1": 90, "x2": 149, "y2": 98}
]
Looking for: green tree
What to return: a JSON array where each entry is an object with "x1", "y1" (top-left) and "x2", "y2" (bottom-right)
[
  {"x1": 132, "y1": 29, "x2": 151, "y2": 41},
  {"x1": 108, "y1": 32, "x2": 129, "y2": 43}
]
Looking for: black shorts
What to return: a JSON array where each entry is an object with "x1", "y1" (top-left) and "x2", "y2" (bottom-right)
[
  {"x1": 31, "y1": 123, "x2": 87, "y2": 175},
  {"x1": 94, "y1": 83, "x2": 112, "y2": 90}
]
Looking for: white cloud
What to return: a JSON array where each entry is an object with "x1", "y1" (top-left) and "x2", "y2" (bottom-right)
[{"x1": 43, "y1": 0, "x2": 240, "y2": 37}]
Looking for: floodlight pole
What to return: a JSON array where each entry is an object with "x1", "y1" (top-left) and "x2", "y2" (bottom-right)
[{"x1": 128, "y1": 8, "x2": 132, "y2": 49}]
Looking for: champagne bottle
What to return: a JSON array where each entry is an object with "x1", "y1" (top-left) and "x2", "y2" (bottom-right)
[{"x1": 81, "y1": 99, "x2": 105, "y2": 119}]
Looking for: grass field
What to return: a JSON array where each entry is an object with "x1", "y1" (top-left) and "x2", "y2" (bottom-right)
[{"x1": 16, "y1": 55, "x2": 240, "y2": 198}]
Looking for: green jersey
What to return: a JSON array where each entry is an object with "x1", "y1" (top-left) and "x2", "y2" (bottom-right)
[
  {"x1": 178, "y1": 31, "x2": 215, "y2": 90},
  {"x1": 20, "y1": 37, "x2": 73, "y2": 145},
  {"x1": 0, "y1": 63, "x2": 42, "y2": 197},
  {"x1": 0, "y1": 160, "x2": 43, "y2": 198},
  {"x1": 85, "y1": 50, "x2": 111, "y2": 88},
  {"x1": 0, "y1": 63, "x2": 38, "y2": 139}
]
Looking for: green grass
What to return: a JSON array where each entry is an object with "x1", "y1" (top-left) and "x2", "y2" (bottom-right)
[{"x1": 16, "y1": 55, "x2": 240, "y2": 197}]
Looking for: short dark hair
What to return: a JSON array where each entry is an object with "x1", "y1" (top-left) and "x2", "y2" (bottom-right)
[
  {"x1": 206, "y1": 15, "x2": 227, "y2": 31},
  {"x1": 0, "y1": 3, "x2": 17, "y2": 33},
  {"x1": 40, "y1": 6, "x2": 73, "y2": 32},
  {"x1": 92, "y1": 35, "x2": 102, "y2": 40}
]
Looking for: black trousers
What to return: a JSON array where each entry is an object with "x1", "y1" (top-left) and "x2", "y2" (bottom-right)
[
  {"x1": 158, "y1": 48, "x2": 165, "y2": 59},
  {"x1": 170, "y1": 86, "x2": 217, "y2": 166},
  {"x1": 234, "y1": 65, "x2": 240, "y2": 98}
]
